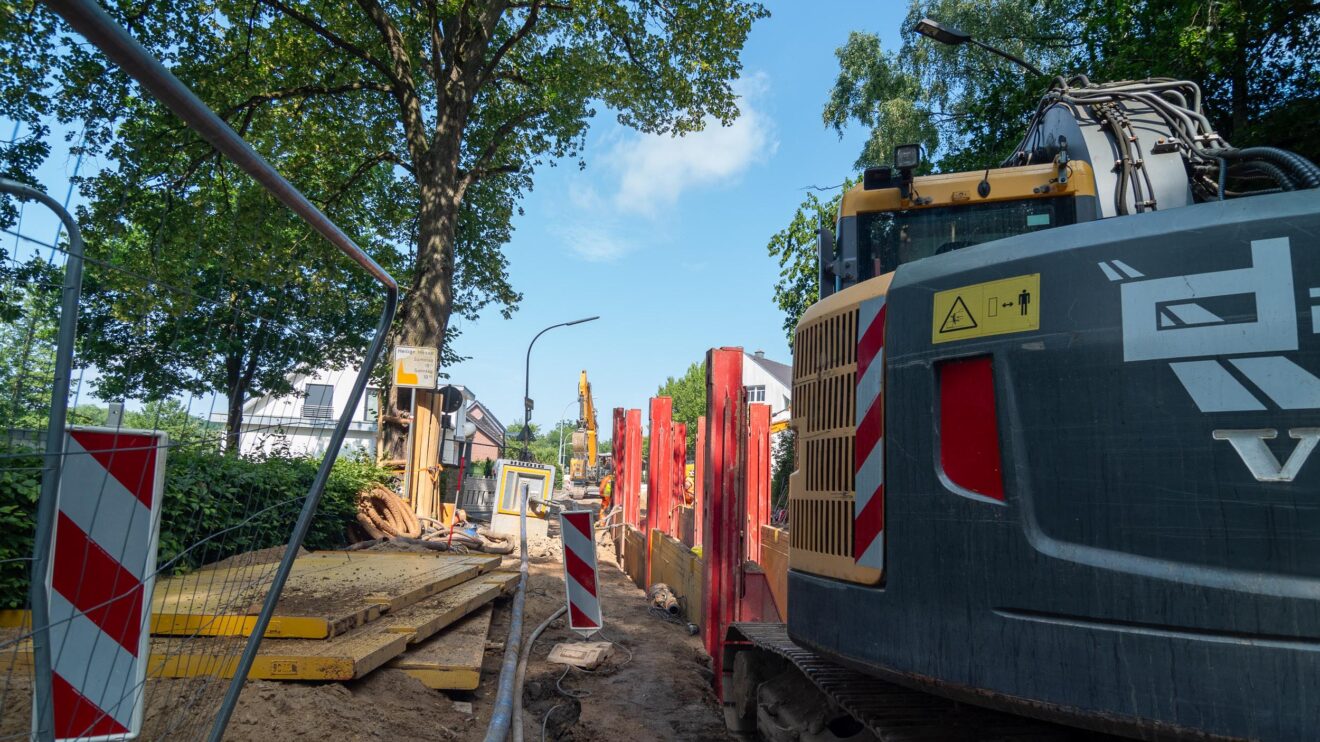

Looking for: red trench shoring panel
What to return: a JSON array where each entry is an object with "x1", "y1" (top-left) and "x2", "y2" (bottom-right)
[
  {"x1": 694, "y1": 415, "x2": 706, "y2": 548},
  {"x1": 612, "y1": 408, "x2": 625, "y2": 518},
  {"x1": 745, "y1": 403, "x2": 772, "y2": 564},
  {"x1": 702, "y1": 347, "x2": 744, "y2": 695},
  {"x1": 672, "y1": 422, "x2": 687, "y2": 540},
  {"x1": 624, "y1": 408, "x2": 643, "y2": 528},
  {"x1": 646, "y1": 396, "x2": 673, "y2": 586}
]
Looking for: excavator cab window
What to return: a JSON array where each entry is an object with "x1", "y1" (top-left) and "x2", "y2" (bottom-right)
[{"x1": 856, "y1": 196, "x2": 1076, "y2": 280}]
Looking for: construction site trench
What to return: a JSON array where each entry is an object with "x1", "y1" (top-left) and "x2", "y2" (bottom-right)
[{"x1": 222, "y1": 531, "x2": 724, "y2": 741}]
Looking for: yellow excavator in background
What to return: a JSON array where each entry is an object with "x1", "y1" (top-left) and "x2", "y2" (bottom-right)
[{"x1": 569, "y1": 370, "x2": 601, "y2": 495}]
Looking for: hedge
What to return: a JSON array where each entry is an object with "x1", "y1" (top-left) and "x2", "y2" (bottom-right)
[{"x1": 0, "y1": 444, "x2": 391, "y2": 609}]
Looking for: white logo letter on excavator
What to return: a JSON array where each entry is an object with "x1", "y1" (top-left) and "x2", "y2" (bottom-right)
[{"x1": 1212, "y1": 429, "x2": 1320, "y2": 482}]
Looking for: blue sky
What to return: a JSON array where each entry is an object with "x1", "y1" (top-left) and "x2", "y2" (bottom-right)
[
  {"x1": 448, "y1": 1, "x2": 906, "y2": 437},
  {"x1": 11, "y1": 1, "x2": 909, "y2": 441}
]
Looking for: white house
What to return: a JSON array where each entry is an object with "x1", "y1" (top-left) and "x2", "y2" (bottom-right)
[
  {"x1": 215, "y1": 367, "x2": 507, "y2": 462},
  {"x1": 214, "y1": 366, "x2": 381, "y2": 458},
  {"x1": 744, "y1": 349, "x2": 791, "y2": 428}
]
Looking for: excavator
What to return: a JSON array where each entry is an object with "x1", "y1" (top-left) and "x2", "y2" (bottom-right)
[
  {"x1": 569, "y1": 370, "x2": 602, "y2": 496},
  {"x1": 724, "y1": 18, "x2": 1320, "y2": 742}
]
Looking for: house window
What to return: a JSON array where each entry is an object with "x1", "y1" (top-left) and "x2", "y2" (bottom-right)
[
  {"x1": 303, "y1": 383, "x2": 334, "y2": 419},
  {"x1": 364, "y1": 388, "x2": 380, "y2": 422},
  {"x1": 746, "y1": 385, "x2": 765, "y2": 403}
]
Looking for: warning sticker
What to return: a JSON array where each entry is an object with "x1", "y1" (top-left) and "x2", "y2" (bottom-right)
[{"x1": 931, "y1": 274, "x2": 1040, "y2": 344}]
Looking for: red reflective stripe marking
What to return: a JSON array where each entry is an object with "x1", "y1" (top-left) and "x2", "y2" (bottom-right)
[
  {"x1": 856, "y1": 305, "x2": 887, "y2": 379},
  {"x1": 53, "y1": 671, "x2": 130, "y2": 739},
  {"x1": 564, "y1": 512, "x2": 592, "y2": 540},
  {"x1": 71, "y1": 430, "x2": 157, "y2": 508},
  {"x1": 53, "y1": 513, "x2": 144, "y2": 656},
  {"x1": 853, "y1": 486, "x2": 885, "y2": 560},
  {"x1": 569, "y1": 603, "x2": 599, "y2": 628},
  {"x1": 564, "y1": 545, "x2": 598, "y2": 597},
  {"x1": 855, "y1": 398, "x2": 884, "y2": 467},
  {"x1": 939, "y1": 357, "x2": 1005, "y2": 501}
]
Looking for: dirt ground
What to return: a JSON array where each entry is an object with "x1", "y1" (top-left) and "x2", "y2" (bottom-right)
[
  {"x1": 218, "y1": 532, "x2": 728, "y2": 742},
  {"x1": 1, "y1": 515, "x2": 728, "y2": 740}
]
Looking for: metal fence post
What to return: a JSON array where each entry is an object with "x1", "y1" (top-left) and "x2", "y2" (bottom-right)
[{"x1": 0, "y1": 178, "x2": 86, "y2": 742}]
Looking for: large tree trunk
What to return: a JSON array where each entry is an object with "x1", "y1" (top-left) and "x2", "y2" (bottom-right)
[
  {"x1": 224, "y1": 356, "x2": 247, "y2": 456},
  {"x1": 380, "y1": 162, "x2": 462, "y2": 462}
]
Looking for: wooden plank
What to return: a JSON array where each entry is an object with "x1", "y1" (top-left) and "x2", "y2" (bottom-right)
[
  {"x1": 150, "y1": 551, "x2": 499, "y2": 639},
  {"x1": 375, "y1": 571, "x2": 516, "y2": 643},
  {"x1": 141, "y1": 571, "x2": 517, "y2": 681},
  {"x1": 389, "y1": 605, "x2": 494, "y2": 690}
]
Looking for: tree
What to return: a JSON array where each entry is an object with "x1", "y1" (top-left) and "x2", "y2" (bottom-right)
[
  {"x1": 765, "y1": 188, "x2": 842, "y2": 343},
  {"x1": 74, "y1": 101, "x2": 404, "y2": 450},
  {"x1": 0, "y1": 259, "x2": 62, "y2": 431},
  {"x1": 656, "y1": 360, "x2": 705, "y2": 452},
  {"x1": 21, "y1": 0, "x2": 768, "y2": 463}
]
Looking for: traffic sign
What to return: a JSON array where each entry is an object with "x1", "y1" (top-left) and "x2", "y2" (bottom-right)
[{"x1": 393, "y1": 345, "x2": 438, "y2": 388}]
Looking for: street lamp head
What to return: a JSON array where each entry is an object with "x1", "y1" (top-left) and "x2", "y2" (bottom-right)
[
  {"x1": 565, "y1": 315, "x2": 600, "y2": 327},
  {"x1": 913, "y1": 17, "x2": 970, "y2": 46}
]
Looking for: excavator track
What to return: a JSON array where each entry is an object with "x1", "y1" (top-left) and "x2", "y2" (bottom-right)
[{"x1": 728, "y1": 623, "x2": 1121, "y2": 742}]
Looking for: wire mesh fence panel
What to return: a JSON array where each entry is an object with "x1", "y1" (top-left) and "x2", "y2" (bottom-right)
[{"x1": 0, "y1": 7, "x2": 398, "y2": 740}]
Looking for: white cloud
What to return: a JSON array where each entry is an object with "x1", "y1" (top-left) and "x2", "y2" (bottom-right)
[
  {"x1": 555, "y1": 223, "x2": 636, "y2": 263},
  {"x1": 603, "y1": 73, "x2": 777, "y2": 217}
]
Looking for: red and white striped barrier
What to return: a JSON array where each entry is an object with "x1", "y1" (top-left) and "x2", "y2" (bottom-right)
[
  {"x1": 44, "y1": 428, "x2": 166, "y2": 741},
  {"x1": 854, "y1": 297, "x2": 887, "y2": 571},
  {"x1": 559, "y1": 510, "x2": 602, "y2": 636}
]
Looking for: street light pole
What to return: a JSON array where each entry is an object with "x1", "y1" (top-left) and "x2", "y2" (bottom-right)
[{"x1": 522, "y1": 316, "x2": 600, "y2": 461}]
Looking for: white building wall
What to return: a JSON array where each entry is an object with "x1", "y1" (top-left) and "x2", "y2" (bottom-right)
[
  {"x1": 742, "y1": 355, "x2": 791, "y2": 419},
  {"x1": 213, "y1": 366, "x2": 379, "y2": 459}
]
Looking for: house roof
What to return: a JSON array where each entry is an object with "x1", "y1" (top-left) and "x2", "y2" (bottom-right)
[
  {"x1": 745, "y1": 352, "x2": 793, "y2": 390},
  {"x1": 467, "y1": 396, "x2": 506, "y2": 442}
]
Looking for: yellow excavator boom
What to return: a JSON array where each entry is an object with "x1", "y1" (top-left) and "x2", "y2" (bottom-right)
[{"x1": 578, "y1": 370, "x2": 598, "y2": 469}]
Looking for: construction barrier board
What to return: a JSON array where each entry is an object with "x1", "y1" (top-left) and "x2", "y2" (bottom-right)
[
  {"x1": 491, "y1": 459, "x2": 555, "y2": 540},
  {"x1": 45, "y1": 427, "x2": 167, "y2": 742},
  {"x1": 559, "y1": 510, "x2": 602, "y2": 637}
]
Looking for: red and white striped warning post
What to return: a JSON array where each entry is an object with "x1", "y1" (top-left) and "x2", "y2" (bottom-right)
[
  {"x1": 854, "y1": 297, "x2": 887, "y2": 571},
  {"x1": 559, "y1": 509, "x2": 602, "y2": 637},
  {"x1": 43, "y1": 428, "x2": 167, "y2": 741}
]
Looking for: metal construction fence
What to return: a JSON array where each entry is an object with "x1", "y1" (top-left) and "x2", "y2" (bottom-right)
[{"x1": 0, "y1": 1, "x2": 397, "y2": 740}]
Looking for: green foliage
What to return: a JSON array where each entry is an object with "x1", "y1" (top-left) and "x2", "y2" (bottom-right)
[
  {"x1": 505, "y1": 420, "x2": 574, "y2": 485},
  {"x1": 478, "y1": 457, "x2": 495, "y2": 479},
  {"x1": 68, "y1": 399, "x2": 222, "y2": 446},
  {"x1": 770, "y1": 428, "x2": 794, "y2": 512},
  {"x1": 0, "y1": 443, "x2": 41, "y2": 607},
  {"x1": 0, "y1": 444, "x2": 391, "y2": 608},
  {"x1": 9, "y1": 1, "x2": 769, "y2": 434},
  {"x1": 657, "y1": 361, "x2": 705, "y2": 453},
  {"x1": 765, "y1": 187, "x2": 848, "y2": 343},
  {"x1": 0, "y1": 259, "x2": 63, "y2": 431}
]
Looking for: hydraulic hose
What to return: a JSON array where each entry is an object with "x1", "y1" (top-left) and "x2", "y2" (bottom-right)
[
  {"x1": 485, "y1": 484, "x2": 531, "y2": 742},
  {"x1": 1229, "y1": 147, "x2": 1320, "y2": 189},
  {"x1": 511, "y1": 605, "x2": 568, "y2": 742}
]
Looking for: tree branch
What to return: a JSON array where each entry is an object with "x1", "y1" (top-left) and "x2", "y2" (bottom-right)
[
  {"x1": 353, "y1": 0, "x2": 430, "y2": 163},
  {"x1": 479, "y1": 0, "x2": 541, "y2": 88},
  {"x1": 318, "y1": 151, "x2": 411, "y2": 209},
  {"x1": 224, "y1": 80, "x2": 394, "y2": 115},
  {"x1": 459, "y1": 108, "x2": 542, "y2": 192},
  {"x1": 258, "y1": 0, "x2": 398, "y2": 83}
]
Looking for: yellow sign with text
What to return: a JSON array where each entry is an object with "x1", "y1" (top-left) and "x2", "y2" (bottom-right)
[{"x1": 931, "y1": 273, "x2": 1040, "y2": 344}]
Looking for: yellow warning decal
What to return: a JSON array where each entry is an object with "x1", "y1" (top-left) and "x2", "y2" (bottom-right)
[{"x1": 931, "y1": 274, "x2": 1040, "y2": 344}]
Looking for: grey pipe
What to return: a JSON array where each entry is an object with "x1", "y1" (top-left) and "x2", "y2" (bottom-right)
[
  {"x1": 486, "y1": 483, "x2": 532, "y2": 742},
  {"x1": 512, "y1": 605, "x2": 568, "y2": 742},
  {"x1": 1, "y1": 178, "x2": 85, "y2": 742}
]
